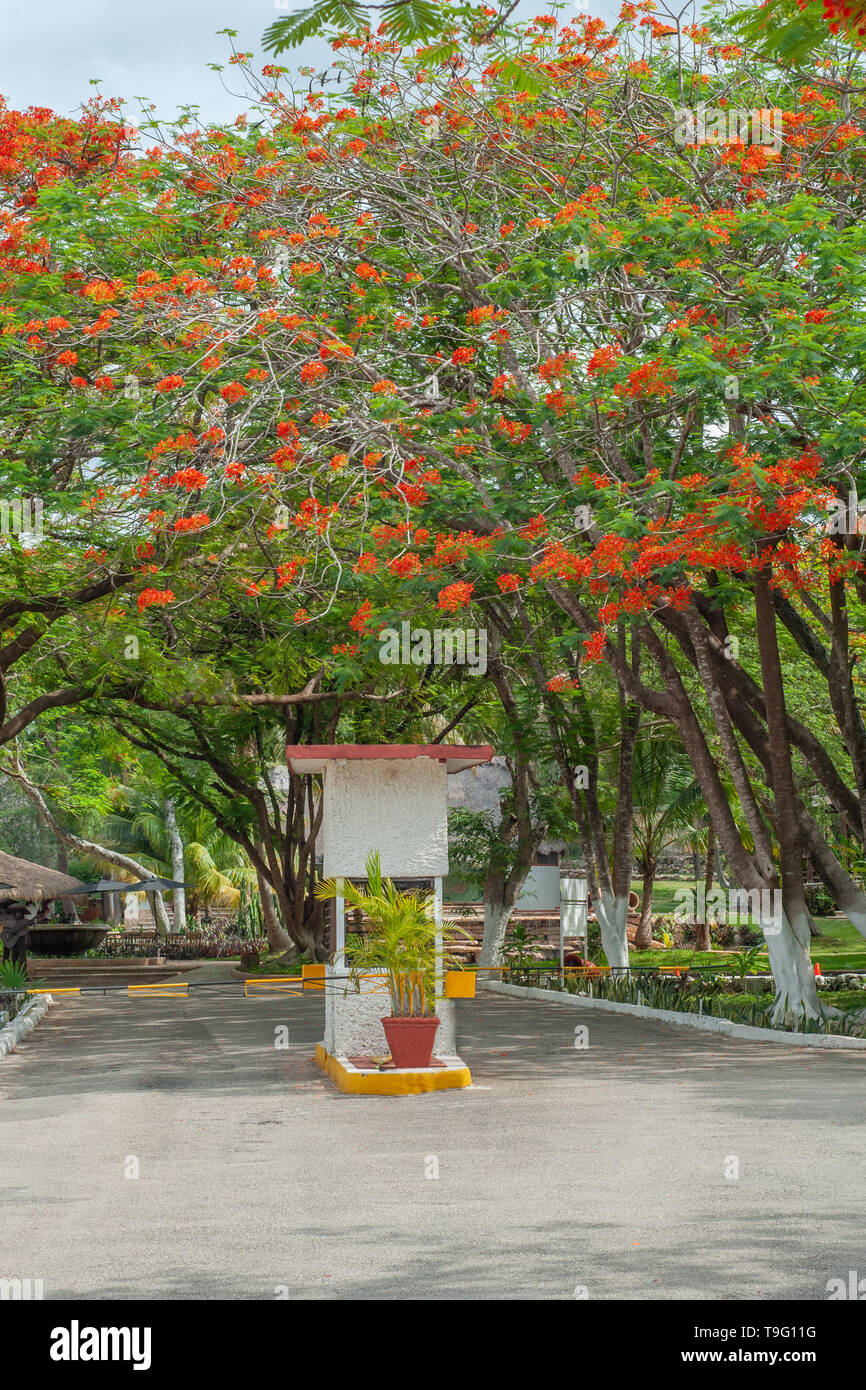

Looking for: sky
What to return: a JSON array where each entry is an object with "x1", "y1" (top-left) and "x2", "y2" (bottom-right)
[{"x1": 2, "y1": 0, "x2": 622, "y2": 124}]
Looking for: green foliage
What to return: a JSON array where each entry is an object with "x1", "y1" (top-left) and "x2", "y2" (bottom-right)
[
  {"x1": 236, "y1": 880, "x2": 265, "y2": 939},
  {"x1": 447, "y1": 809, "x2": 510, "y2": 888},
  {"x1": 552, "y1": 968, "x2": 863, "y2": 1035},
  {"x1": 732, "y1": 0, "x2": 861, "y2": 64},
  {"x1": 631, "y1": 738, "x2": 706, "y2": 865},
  {"x1": 263, "y1": 0, "x2": 367, "y2": 53},
  {"x1": 0, "y1": 960, "x2": 30, "y2": 991},
  {"x1": 262, "y1": 0, "x2": 536, "y2": 55},
  {"x1": 316, "y1": 850, "x2": 469, "y2": 1015},
  {"x1": 501, "y1": 921, "x2": 539, "y2": 971},
  {"x1": 380, "y1": 0, "x2": 445, "y2": 43},
  {"x1": 804, "y1": 881, "x2": 836, "y2": 916}
]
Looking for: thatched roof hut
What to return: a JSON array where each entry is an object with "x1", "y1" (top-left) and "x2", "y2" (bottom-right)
[{"x1": 0, "y1": 850, "x2": 91, "y2": 903}]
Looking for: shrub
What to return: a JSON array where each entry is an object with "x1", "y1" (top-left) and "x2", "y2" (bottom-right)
[
  {"x1": 86, "y1": 930, "x2": 268, "y2": 960},
  {"x1": 585, "y1": 921, "x2": 602, "y2": 962},
  {"x1": 162, "y1": 931, "x2": 268, "y2": 961},
  {"x1": 804, "y1": 882, "x2": 836, "y2": 916},
  {"x1": 736, "y1": 926, "x2": 763, "y2": 947},
  {"x1": 651, "y1": 913, "x2": 677, "y2": 945}
]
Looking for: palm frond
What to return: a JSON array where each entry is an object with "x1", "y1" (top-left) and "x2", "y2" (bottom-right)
[{"x1": 263, "y1": 0, "x2": 367, "y2": 54}]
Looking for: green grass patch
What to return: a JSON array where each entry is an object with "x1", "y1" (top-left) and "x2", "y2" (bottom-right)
[
  {"x1": 623, "y1": 878, "x2": 866, "y2": 971},
  {"x1": 241, "y1": 951, "x2": 311, "y2": 976}
]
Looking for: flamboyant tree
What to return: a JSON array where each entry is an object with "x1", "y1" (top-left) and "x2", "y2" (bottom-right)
[{"x1": 3, "y1": 3, "x2": 866, "y2": 1012}]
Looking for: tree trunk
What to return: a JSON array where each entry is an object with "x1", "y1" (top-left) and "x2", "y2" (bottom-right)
[
  {"x1": 763, "y1": 909, "x2": 822, "y2": 1023},
  {"x1": 633, "y1": 860, "x2": 656, "y2": 949},
  {"x1": 11, "y1": 766, "x2": 172, "y2": 938},
  {"x1": 479, "y1": 892, "x2": 514, "y2": 970},
  {"x1": 753, "y1": 570, "x2": 820, "y2": 1020},
  {"x1": 479, "y1": 843, "x2": 539, "y2": 968},
  {"x1": 164, "y1": 798, "x2": 186, "y2": 934},
  {"x1": 54, "y1": 839, "x2": 79, "y2": 922},
  {"x1": 254, "y1": 861, "x2": 291, "y2": 953},
  {"x1": 609, "y1": 643, "x2": 641, "y2": 963},
  {"x1": 694, "y1": 822, "x2": 715, "y2": 952},
  {"x1": 595, "y1": 891, "x2": 631, "y2": 970}
]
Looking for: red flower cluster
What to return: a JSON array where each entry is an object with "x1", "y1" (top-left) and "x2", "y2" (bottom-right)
[
  {"x1": 138, "y1": 588, "x2": 175, "y2": 611},
  {"x1": 437, "y1": 582, "x2": 474, "y2": 612}
]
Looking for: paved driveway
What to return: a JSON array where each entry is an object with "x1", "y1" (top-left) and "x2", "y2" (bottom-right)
[{"x1": 1, "y1": 975, "x2": 865, "y2": 1300}]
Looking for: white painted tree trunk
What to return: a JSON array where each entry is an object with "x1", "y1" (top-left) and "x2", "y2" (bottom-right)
[
  {"x1": 596, "y1": 891, "x2": 630, "y2": 971},
  {"x1": 480, "y1": 899, "x2": 514, "y2": 969},
  {"x1": 762, "y1": 905, "x2": 822, "y2": 1022},
  {"x1": 164, "y1": 798, "x2": 186, "y2": 934}
]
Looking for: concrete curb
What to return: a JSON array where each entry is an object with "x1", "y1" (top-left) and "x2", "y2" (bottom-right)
[
  {"x1": 0, "y1": 994, "x2": 53, "y2": 1059},
  {"x1": 483, "y1": 979, "x2": 866, "y2": 1049}
]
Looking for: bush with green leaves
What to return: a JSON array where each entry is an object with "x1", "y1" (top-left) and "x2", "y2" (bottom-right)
[{"x1": 804, "y1": 882, "x2": 837, "y2": 917}]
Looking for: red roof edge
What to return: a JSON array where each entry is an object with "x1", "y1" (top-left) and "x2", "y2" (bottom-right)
[{"x1": 286, "y1": 743, "x2": 494, "y2": 763}]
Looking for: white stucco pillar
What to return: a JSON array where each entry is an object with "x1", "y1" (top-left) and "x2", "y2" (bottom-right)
[
  {"x1": 334, "y1": 891, "x2": 345, "y2": 967},
  {"x1": 434, "y1": 876, "x2": 443, "y2": 1009}
]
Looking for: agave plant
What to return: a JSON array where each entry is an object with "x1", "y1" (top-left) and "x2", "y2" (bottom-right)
[
  {"x1": 315, "y1": 852, "x2": 469, "y2": 1017},
  {"x1": 0, "y1": 959, "x2": 30, "y2": 991}
]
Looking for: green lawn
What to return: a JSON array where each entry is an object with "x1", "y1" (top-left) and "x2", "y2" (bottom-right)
[
  {"x1": 628, "y1": 877, "x2": 866, "y2": 971},
  {"x1": 241, "y1": 951, "x2": 316, "y2": 975}
]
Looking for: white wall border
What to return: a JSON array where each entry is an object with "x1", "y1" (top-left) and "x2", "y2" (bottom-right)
[
  {"x1": 483, "y1": 980, "x2": 866, "y2": 1050},
  {"x1": 0, "y1": 994, "x2": 53, "y2": 1059}
]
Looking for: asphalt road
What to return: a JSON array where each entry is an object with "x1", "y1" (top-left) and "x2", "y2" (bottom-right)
[{"x1": 2, "y1": 971, "x2": 865, "y2": 1300}]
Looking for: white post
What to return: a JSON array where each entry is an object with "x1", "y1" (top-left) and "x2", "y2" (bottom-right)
[
  {"x1": 559, "y1": 907, "x2": 565, "y2": 978},
  {"x1": 434, "y1": 877, "x2": 443, "y2": 1008}
]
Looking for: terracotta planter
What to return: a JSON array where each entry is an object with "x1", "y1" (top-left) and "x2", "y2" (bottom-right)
[{"x1": 381, "y1": 1014, "x2": 440, "y2": 1069}]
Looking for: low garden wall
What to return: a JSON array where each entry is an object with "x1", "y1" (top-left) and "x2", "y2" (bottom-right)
[
  {"x1": 483, "y1": 979, "x2": 866, "y2": 1050},
  {"x1": 0, "y1": 993, "x2": 53, "y2": 1059}
]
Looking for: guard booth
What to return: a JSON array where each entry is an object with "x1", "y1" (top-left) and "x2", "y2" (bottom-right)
[{"x1": 286, "y1": 743, "x2": 493, "y2": 1094}]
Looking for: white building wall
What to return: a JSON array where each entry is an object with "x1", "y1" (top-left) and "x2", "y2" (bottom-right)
[
  {"x1": 324, "y1": 969, "x2": 457, "y2": 1057},
  {"x1": 323, "y1": 757, "x2": 449, "y2": 879}
]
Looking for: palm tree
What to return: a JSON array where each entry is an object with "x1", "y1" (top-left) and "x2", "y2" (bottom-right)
[
  {"x1": 631, "y1": 737, "x2": 705, "y2": 949},
  {"x1": 97, "y1": 787, "x2": 257, "y2": 921}
]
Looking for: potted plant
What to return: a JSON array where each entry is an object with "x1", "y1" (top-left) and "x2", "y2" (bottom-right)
[{"x1": 316, "y1": 852, "x2": 467, "y2": 1069}]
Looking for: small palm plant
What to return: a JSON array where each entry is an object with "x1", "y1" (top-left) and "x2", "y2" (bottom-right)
[
  {"x1": 315, "y1": 852, "x2": 467, "y2": 1017},
  {"x1": 728, "y1": 945, "x2": 765, "y2": 983},
  {"x1": 0, "y1": 960, "x2": 30, "y2": 991}
]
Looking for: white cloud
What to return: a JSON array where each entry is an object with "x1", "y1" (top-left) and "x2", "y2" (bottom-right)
[{"x1": 2, "y1": 0, "x2": 622, "y2": 122}]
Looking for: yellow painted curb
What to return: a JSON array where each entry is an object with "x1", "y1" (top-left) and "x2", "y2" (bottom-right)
[
  {"x1": 314, "y1": 1043, "x2": 471, "y2": 1095},
  {"x1": 244, "y1": 976, "x2": 303, "y2": 996}
]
